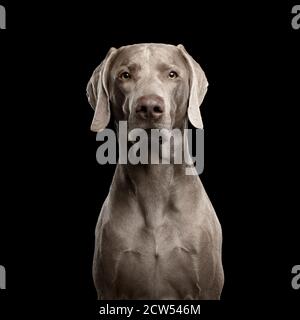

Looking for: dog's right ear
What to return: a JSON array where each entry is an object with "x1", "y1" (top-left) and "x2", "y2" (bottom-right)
[{"x1": 86, "y1": 47, "x2": 117, "y2": 132}]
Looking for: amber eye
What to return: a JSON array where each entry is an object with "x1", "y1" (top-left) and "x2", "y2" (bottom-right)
[
  {"x1": 168, "y1": 71, "x2": 178, "y2": 79},
  {"x1": 119, "y1": 71, "x2": 131, "y2": 80}
]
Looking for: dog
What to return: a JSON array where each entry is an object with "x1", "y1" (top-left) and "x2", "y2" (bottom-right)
[{"x1": 86, "y1": 43, "x2": 224, "y2": 299}]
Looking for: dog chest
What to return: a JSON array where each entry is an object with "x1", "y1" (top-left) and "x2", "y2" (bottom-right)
[{"x1": 98, "y1": 221, "x2": 207, "y2": 299}]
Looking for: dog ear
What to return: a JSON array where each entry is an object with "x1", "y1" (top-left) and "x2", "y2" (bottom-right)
[
  {"x1": 177, "y1": 44, "x2": 208, "y2": 129},
  {"x1": 86, "y1": 47, "x2": 117, "y2": 132}
]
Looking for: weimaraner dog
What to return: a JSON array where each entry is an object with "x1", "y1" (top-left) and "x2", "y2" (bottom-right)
[{"x1": 87, "y1": 43, "x2": 224, "y2": 300}]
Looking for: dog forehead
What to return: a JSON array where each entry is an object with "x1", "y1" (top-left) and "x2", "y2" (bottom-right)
[{"x1": 112, "y1": 44, "x2": 186, "y2": 69}]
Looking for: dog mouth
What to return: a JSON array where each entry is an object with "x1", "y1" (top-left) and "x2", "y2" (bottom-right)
[
  {"x1": 127, "y1": 128, "x2": 176, "y2": 149},
  {"x1": 128, "y1": 121, "x2": 172, "y2": 131}
]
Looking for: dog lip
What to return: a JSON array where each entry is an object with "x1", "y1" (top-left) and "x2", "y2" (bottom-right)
[
  {"x1": 128, "y1": 121, "x2": 172, "y2": 131},
  {"x1": 127, "y1": 129, "x2": 166, "y2": 145}
]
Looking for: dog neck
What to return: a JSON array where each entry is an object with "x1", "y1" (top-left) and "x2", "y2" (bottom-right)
[
  {"x1": 115, "y1": 163, "x2": 190, "y2": 228},
  {"x1": 110, "y1": 125, "x2": 199, "y2": 228}
]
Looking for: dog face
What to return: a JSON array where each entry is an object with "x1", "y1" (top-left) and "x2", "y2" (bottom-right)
[
  {"x1": 108, "y1": 44, "x2": 189, "y2": 131},
  {"x1": 87, "y1": 43, "x2": 208, "y2": 132}
]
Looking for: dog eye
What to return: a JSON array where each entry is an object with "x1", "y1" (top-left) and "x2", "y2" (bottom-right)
[
  {"x1": 119, "y1": 72, "x2": 131, "y2": 80},
  {"x1": 168, "y1": 71, "x2": 178, "y2": 79}
]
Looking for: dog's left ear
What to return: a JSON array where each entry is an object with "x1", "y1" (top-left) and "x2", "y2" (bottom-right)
[
  {"x1": 177, "y1": 44, "x2": 208, "y2": 129},
  {"x1": 86, "y1": 47, "x2": 117, "y2": 132}
]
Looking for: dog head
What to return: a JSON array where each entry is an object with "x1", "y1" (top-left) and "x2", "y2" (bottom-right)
[{"x1": 87, "y1": 43, "x2": 208, "y2": 132}]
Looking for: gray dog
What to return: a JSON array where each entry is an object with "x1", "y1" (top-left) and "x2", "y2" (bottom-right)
[{"x1": 86, "y1": 43, "x2": 224, "y2": 299}]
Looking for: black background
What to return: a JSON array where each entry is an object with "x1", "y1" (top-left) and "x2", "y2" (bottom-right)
[{"x1": 0, "y1": 0, "x2": 299, "y2": 317}]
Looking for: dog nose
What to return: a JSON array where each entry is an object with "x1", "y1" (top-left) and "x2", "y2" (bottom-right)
[{"x1": 136, "y1": 95, "x2": 165, "y2": 120}]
